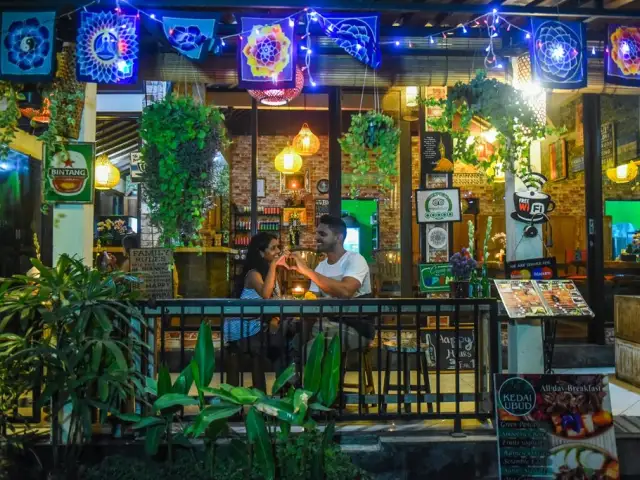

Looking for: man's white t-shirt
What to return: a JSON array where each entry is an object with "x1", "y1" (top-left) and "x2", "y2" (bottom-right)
[{"x1": 309, "y1": 251, "x2": 371, "y2": 298}]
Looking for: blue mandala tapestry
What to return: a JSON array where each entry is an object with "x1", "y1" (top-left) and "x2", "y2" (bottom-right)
[
  {"x1": 318, "y1": 15, "x2": 381, "y2": 69},
  {"x1": 159, "y1": 13, "x2": 217, "y2": 61},
  {"x1": 76, "y1": 10, "x2": 139, "y2": 84},
  {"x1": 529, "y1": 19, "x2": 587, "y2": 90},
  {"x1": 238, "y1": 16, "x2": 297, "y2": 90},
  {"x1": 1, "y1": 11, "x2": 55, "y2": 80}
]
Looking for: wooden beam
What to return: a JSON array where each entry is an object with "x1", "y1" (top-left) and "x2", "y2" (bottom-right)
[
  {"x1": 250, "y1": 98, "x2": 258, "y2": 237},
  {"x1": 328, "y1": 87, "x2": 342, "y2": 218},
  {"x1": 399, "y1": 117, "x2": 413, "y2": 297}
]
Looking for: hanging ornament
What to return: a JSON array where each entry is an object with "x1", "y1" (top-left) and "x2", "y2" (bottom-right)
[
  {"x1": 95, "y1": 154, "x2": 120, "y2": 190},
  {"x1": 247, "y1": 65, "x2": 304, "y2": 106},
  {"x1": 606, "y1": 161, "x2": 638, "y2": 183},
  {"x1": 274, "y1": 144, "x2": 303, "y2": 174},
  {"x1": 20, "y1": 96, "x2": 51, "y2": 123},
  {"x1": 317, "y1": 14, "x2": 381, "y2": 69},
  {"x1": 292, "y1": 123, "x2": 320, "y2": 156},
  {"x1": 159, "y1": 12, "x2": 218, "y2": 61},
  {"x1": 605, "y1": 25, "x2": 640, "y2": 86}
]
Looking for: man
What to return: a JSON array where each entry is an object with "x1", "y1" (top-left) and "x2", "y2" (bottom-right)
[{"x1": 288, "y1": 215, "x2": 373, "y2": 354}]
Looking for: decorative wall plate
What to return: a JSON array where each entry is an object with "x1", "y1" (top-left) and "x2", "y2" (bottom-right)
[
  {"x1": 317, "y1": 178, "x2": 329, "y2": 194},
  {"x1": 427, "y1": 226, "x2": 448, "y2": 250}
]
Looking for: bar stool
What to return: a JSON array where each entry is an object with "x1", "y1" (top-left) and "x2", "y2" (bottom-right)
[
  {"x1": 224, "y1": 341, "x2": 267, "y2": 392},
  {"x1": 382, "y1": 333, "x2": 432, "y2": 414},
  {"x1": 341, "y1": 346, "x2": 376, "y2": 412}
]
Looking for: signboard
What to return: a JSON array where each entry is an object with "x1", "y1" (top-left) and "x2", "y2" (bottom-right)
[
  {"x1": 421, "y1": 132, "x2": 453, "y2": 173},
  {"x1": 130, "y1": 248, "x2": 173, "y2": 299},
  {"x1": 418, "y1": 263, "x2": 453, "y2": 293},
  {"x1": 416, "y1": 188, "x2": 461, "y2": 224},
  {"x1": 601, "y1": 122, "x2": 616, "y2": 170},
  {"x1": 495, "y1": 374, "x2": 619, "y2": 480},
  {"x1": 570, "y1": 155, "x2": 585, "y2": 174},
  {"x1": 505, "y1": 257, "x2": 557, "y2": 280},
  {"x1": 425, "y1": 328, "x2": 475, "y2": 371},
  {"x1": 494, "y1": 279, "x2": 593, "y2": 319},
  {"x1": 43, "y1": 142, "x2": 95, "y2": 203},
  {"x1": 130, "y1": 152, "x2": 142, "y2": 182}
]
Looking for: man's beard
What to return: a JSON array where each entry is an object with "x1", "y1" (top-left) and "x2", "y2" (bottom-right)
[{"x1": 316, "y1": 240, "x2": 336, "y2": 253}]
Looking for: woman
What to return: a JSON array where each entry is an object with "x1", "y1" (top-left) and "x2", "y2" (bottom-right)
[{"x1": 226, "y1": 232, "x2": 289, "y2": 390}]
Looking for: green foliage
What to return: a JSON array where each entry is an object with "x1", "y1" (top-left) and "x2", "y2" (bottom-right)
[
  {"x1": 0, "y1": 255, "x2": 146, "y2": 474},
  {"x1": 139, "y1": 95, "x2": 229, "y2": 246},
  {"x1": 0, "y1": 81, "x2": 25, "y2": 160},
  {"x1": 423, "y1": 70, "x2": 558, "y2": 180},
  {"x1": 339, "y1": 111, "x2": 400, "y2": 197}
]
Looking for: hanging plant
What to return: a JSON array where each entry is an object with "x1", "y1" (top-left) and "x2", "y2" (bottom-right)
[
  {"x1": 0, "y1": 81, "x2": 25, "y2": 160},
  {"x1": 339, "y1": 110, "x2": 400, "y2": 197},
  {"x1": 423, "y1": 70, "x2": 558, "y2": 180},
  {"x1": 139, "y1": 95, "x2": 229, "y2": 247}
]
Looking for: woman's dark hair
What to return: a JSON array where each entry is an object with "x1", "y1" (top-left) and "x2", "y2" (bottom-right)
[
  {"x1": 122, "y1": 234, "x2": 138, "y2": 254},
  {"x1": 233, "y1": 232, "x2": 278, "y2": 297}
]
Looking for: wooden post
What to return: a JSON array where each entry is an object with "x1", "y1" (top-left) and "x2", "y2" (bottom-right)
[
  {"x1": 250, "y1": 98, "x2": 258, "y2": 237},
  {"x1": 399, "y1": 118, "x2": 413, "y2": 297},
  {"x1": 328, "y1": 87, "x2": 342, "y2": 218}
]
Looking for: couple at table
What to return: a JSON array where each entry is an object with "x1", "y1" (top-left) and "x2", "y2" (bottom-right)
[{"x1": 226, "y1": 215, "x2": 373, "y2": 383}]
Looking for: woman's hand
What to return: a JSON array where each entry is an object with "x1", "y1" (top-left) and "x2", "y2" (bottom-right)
[{"x1": 274, "y1": 254, "x2": 290, "y2": 269}]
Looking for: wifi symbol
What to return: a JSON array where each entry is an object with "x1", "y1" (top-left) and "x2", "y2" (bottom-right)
[{"x1": 519, "y1": 172, "x2": 547, "y2": 191}]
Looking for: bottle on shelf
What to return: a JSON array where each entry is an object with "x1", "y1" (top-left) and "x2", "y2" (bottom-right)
[{"x1": 481, "y1": 264, "x2": 491, "y2": 298}]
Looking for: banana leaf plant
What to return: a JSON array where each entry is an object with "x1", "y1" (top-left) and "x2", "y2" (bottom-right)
[{"x1": 0, "y1": 255, "x2": 147, "y2": 475}]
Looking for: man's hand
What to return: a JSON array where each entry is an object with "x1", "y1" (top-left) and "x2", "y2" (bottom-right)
[
  {"x1": 288, "y1": 252, "x2": 311, "y2": 275},
  {"x1": 274, "y1": 254, "x2": 290, "y2": 269}
]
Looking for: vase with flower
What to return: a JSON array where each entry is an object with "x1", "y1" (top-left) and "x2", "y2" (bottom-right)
[
  {"x1": 96, "y1": 218, "x2": 128, "y2": 247},
  {"x1": 449, "y1": 248, "x2": 478, "y2": 298}
]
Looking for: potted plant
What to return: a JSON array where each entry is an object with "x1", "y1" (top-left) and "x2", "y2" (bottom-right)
[
  {"x1": 621, "y1": 232, "x2": 640, "y2": 261},
  {"x1": 96, "y1": 218, "x2": 128, "y2": 247},
  {"x1": 449, "y1": 248, "x2": 477, "y2": 298},
  {"x1": 339, "y1": 111, "x2": 400, "y2": 197},
  {"x1": 139, "y1": 94, "x2": 228, "y2": 247}
]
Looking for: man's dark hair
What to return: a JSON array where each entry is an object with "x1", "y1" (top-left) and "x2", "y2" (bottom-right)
[
  {"x1": 319, "y1": 215, "x2": 347, "y2": 239},
  {"x1": 122, "y1": 234, "x2": 138, "y2": 254}
]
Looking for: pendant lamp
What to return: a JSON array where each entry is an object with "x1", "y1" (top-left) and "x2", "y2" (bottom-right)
[
  {"x1": 274, "y1": 144, "x2": 303, "y2": 174},
  {"x1": 606, "y1": 161, "x2": 638, "y2": 183},
  {"x1": 292, "y1": 123, "x2": 320, "y2": 156},
  {"x1": 247, "y1": 66, "x2": 304, "y2": 106},
  {"x1": 95, "y1": 154, "x2": 120, "y2": 190}
]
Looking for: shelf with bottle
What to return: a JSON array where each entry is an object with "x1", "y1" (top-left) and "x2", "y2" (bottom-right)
[
  {"x1": 234, "y1": 221, "x2": 282, "y2": 232},
  {"x1": 234, "y1": 206, "x2": 283, "y2": 217}
]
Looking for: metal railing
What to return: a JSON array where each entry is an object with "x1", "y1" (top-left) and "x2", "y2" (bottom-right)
[{"x1": 142, "y1": 297, "x2": 500, "y2": 431}]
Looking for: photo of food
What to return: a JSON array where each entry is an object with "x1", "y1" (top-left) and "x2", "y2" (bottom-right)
[
  {"x1": 538, "y1": 280, "x2": 594, "y2": 317},
  {"x1": 494, "y1": 280, "x2": 550, "y2": 318},
  {"x1": 550, "y1": 444, "x2": 619, "y2": 479}
]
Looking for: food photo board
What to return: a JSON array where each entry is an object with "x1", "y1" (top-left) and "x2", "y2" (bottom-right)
[
  {"x1": 493, "y1": 279, "x2": 594, "y2": 319},
  {"x1": 494, "y1": 374, "x2": 619, "y2": 479}
]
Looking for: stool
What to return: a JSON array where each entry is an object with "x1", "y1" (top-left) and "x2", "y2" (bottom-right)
[
  {"x1": 341, "y1": 347, "x2": 376, "y2": 412},
  {"x1": 382, "y1": 337, "x2": 432, "y2": 413},
  {"x1": 224, "y1": 342, "x2": 267, "y2": 391}
]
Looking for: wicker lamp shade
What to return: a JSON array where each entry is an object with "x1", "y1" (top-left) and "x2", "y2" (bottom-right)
[
  {"x1": 606, "y1": 162, "x2": 638, "y2": 183},
  {"x1": 95, "y1": 154, "x2": 120, "y2": 190},
  {"x1": 247, "y1": 66, "x2": 304, "y2": 106},
  {"x1": 292, "y1": 123, "x2": 320, "y2": 156},
  {"x1": 274, "y1": 145, "x2": 303, "y2": 174}
]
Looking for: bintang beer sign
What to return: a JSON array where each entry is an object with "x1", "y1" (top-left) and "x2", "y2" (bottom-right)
[{"x1": 43, "y1": 143, "x2": 95, "y2": 203}]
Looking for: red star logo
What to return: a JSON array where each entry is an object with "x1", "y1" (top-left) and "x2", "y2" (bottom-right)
[{"x1": 63, "y1": 158, "x2": 74, "y2": 167}]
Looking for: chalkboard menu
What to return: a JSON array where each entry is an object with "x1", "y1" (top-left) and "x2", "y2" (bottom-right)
[
  {"x1": 601, "y1": 122, "x2": 616, "y2": 170},
  {"x1": 425, "y1": 328, "x2": 475, "y2": 371},
  {"x1": 421, "y1": 132, "x2": 453, "y2": 173},
  {"x1": 130, "y1": 248, "x2": 173, "y2": 299},
  {"x1": 495, "y1": 374, "x2": 619, "y2": 480}
]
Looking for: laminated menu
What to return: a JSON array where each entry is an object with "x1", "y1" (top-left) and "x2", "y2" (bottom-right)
[
  {"x1": 493, "y1": 279, "x2": 593, "y2": 319},
  {"x1": 494, "y1": 374, "x2": 619, "y2": 480}
]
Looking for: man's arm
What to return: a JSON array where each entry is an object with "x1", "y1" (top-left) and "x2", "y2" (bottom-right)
[{"x1": 290, "y1": 253, "x2": 364, "y2": 299}]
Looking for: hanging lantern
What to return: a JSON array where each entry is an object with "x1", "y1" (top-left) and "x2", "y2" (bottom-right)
[
  {"x1": 606, "y1": 161, "x2": 638, "y2": 184},
  {"x1": 274, "y1": 144, "x2": 303, "y2": 174},
  {"x1": 247, "y1": 66, "x2": 304, "y2": 106},
  {"x1": 292, "y1": 123, "x2": 320, "y2": 156},
  {"x1": 95, "y1": 154, "x2": 120, "y2": 190}
]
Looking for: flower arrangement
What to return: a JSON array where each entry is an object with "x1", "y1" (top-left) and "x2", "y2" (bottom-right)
[
  {"x1": 449, "y1": 248, "x2": 477, "y2": 280},
  {"x1": 96, "y1": 218, "x2": 128, "y2": 247},
  {"x1": 483, "y1": 216, "x2": 493, "y2": 263},
  {"x1": 467, "y1": 220, "x2": 475, "y2": 258},
  {"x1": 288, "y1": 211, "x2": 301, "y2": 246},
  {"x1": 492, "y1": 232, "x2": 507, "y2": 261}
]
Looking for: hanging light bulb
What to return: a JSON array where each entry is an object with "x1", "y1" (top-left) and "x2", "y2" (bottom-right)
[
  {"x1": 95, "y1": 154, "x2": 120, "y2": 190},
  {"x1": 274, "y1": 144, "x2": 303, "y2": 174},
  {"x1": 292, "y1": 123, "x2": 320, "y2": 156}
]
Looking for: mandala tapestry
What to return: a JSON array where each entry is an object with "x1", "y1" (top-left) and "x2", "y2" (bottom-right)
[
  {"x1": 160, "y1": 13, "x2": 217, "y2": 61},
  {"x1": 76, "y1": 10, "x2": 139, "y2": 84},
  {"x1": 606, "y1": 25, "x2": 640, "y2": 86},
  {"x1": 529, "y1": 19, "x2": 587, "y2": 89},
  {"x1": 1, "y1": 11, "x2": 55, "y2": 80},
  {"x1": 238, "y1": 17, "x2": 297, "y2": 90},
  {"x1": 318, "y1": 15, "x2": 381, "y2": 69}
]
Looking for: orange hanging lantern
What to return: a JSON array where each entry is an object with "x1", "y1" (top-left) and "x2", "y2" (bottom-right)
[
  {"x1": 247, "y1": 66, "x2": 304, "y2": 106},
  {"x1": 274, "y1": 144, "x2": 303, "y2": 174},
  {"x1": 292, "y1": 123, "x2": 320, "y2": 156},
  {"x1": 95, "y1": 154, "x2": 121, "y2": 190}
]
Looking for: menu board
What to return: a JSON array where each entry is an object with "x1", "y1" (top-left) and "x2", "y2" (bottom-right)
[
  {"x1": 494, "y1": 280, "x2": 549, "y2": 318},
  {"x1": 421, "y1": 132, "x2": 453, "y2": 173},
  {"x1": 425, "y1": 328, "x2": 475, "y2": 371},
  {"x1": 494, "y1": 280, "x2": 593, "y2": 319},
  {"x1": 495, "y1": 374, "x2": 619, "y2": 480},
  {"x1": 601, "y1": 122, "x2": 616, "y2": 170},
  {"x1": 130, "y1": 248, "x2": 173, "y2": 299},
  {"x1": 537, "y1": 280, "x2": 594, "y2": 317}
]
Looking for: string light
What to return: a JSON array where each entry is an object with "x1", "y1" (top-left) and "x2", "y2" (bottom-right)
[
  {"x1": 592, "y1": 45, "x2": 596, "y2": 55},
  {"x1": 395, "y1": 40, "x2": 400, "y2": 46},
  {"x1": 462, "y1": 25, "x2": 467, "y2": 33},
  {"x1": 289, "y1": 18, "x2": 295, "y2": 27}
]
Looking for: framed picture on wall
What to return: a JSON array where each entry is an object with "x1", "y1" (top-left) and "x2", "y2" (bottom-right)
[
  {"x1": 257, "y1": 178, "x2": 266, "y2": 198},
  {"x1": 415, "y1": 188, "x2": 462, "y2": 224},
  {"x1": 549, "y1": 139, "x2": 567, "y2": 181}
]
